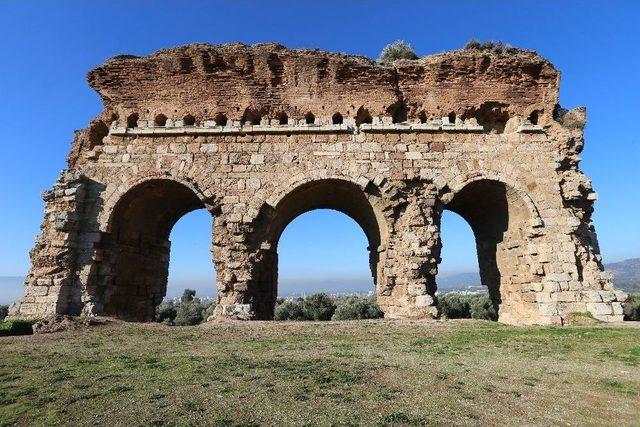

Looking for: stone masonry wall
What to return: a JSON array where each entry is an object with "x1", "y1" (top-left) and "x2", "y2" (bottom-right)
[{"x1": 10, "y1": 43, "x2": 626, "y2": 325}]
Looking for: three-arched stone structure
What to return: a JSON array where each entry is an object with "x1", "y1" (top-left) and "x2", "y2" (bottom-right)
[{"x1": 10, "y1": 43, "x2": 626, "y2": 325}]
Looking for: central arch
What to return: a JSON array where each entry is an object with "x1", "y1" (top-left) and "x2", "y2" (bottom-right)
[
  {"x1": 252, "y1": 179, "x2": 387, "y2": 319},
  {"x1": 99, "y1": 179, "x2": 213, "y2": 321}
]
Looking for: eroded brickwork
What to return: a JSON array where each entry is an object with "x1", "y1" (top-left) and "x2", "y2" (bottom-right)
[{"x1": 10, "y1": 43, "x2": 626, "y2": 325}]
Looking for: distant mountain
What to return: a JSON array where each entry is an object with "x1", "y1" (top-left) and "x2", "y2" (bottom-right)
[
  {"x1": 605, "y1": 258, "x2": 640, "y2": 292},
  {"x1": 436, "y1": 258, "x2": 640, "y2": 293},
  {"x1": 437, "y1": 271, "x2": 481, "y2": 290}
]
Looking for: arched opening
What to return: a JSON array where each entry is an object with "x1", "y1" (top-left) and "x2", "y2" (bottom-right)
[
  {"x1": 418, "y1": 111, "x2": 428, "y2": 124},
  {"x1": 355, "y1": 107, "x2": 373, "y2": 126},
  {"x1": 447, "y1": 112, "x2": 456, "y2": 125},
  {"x1": 242, "y1": 109, "x2": 262, "y2": 125},
  {"x1": 154, "y1": 114, "x2": 168, "y2": 127},
  {"x1": 528, "y1": 110, "x2": 540, "y2": 125},
  {"x1": 254, "y1": 179, "x2": 385, "y2": 319},
  {"x1": 462, "y1": 102, "x2": 509, "y2": 133},
  {"x1": 332, "y1": 112, "x2": 343, "y2": 125},
  {"x1": 166, "y1": 209, "x2": 216, "y2": 301},
  {"x1": 437, "y1": 210, "x2": 479, "y2": 292},
  {"x1": 277, "y1": 112, "x2": 288, "y2": 125},
  {"x1": 102, "y1": 179, "x2": 212, "y2": 321},
  {"x1": 305, "y1": 112, "x2": 315, "y2": 125},
  {"x1": 88, "y1": 121, "x2": 109, "y2": 147},
  {"x1": 126, "y1": 113, "x2": 138, "y2": 128},
  {"x1": 439, "y1": 180, "x2": 534, "y2": 320},
  {"x1": 214, "y1": 112, "x2": 227, "y2": 126},
  {"x1": 278, "y1": 210, "x2": 374, "y2": 297},
  {"x1": 387, "y1": 101, "x2": 407, "y2": 124},
  {"x1": 183, "y1": 114, "x2": 196, "y2": 126}
]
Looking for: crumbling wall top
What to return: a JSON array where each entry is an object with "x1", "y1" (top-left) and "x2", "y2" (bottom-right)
[{"x1": 87, "y1": 42, "x2": 559, "y2": 127}]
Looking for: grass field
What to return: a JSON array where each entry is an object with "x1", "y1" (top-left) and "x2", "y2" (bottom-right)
[{"x1": 1, "y1": 320, "x2": 639, "y2": 426}]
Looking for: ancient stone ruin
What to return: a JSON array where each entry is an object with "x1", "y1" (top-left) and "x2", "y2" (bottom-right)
[{"x1": 10, "y1": 43, "x2": 627, "y2": 325}]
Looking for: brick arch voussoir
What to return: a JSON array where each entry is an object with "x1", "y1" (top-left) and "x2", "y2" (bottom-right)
[
  {"x1": 98, "y1": 171, "x2": 215, "y2": 233},
  {"x1": 248, "y1": 171, "x2": 373, "y2": 221},
  {"x1": 249, "y1": 171, "x2": 391, "y2": 246},
  {"x1": 437, "y1": 167, "x2": 544, "y2": 231}
]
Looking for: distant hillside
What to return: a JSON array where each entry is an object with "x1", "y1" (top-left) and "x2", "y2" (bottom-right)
[
  {"x1": 438, "y1": 258, "x2": 640, "y2": 292},
  {"x1": 605, "y1": 258, "x2": 640, "y2": 292},
  {"x1": 437, "y1": 272, "x2": 482, "y2": 290}
]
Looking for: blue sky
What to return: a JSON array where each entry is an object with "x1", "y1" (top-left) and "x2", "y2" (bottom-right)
[{"x1": 0, "y1": 1, "x2": 639, "y2": 300}]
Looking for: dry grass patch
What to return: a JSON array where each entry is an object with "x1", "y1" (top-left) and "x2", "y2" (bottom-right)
[{"x1": 0, "y1": 320, "x2": 638, "y2": 426}]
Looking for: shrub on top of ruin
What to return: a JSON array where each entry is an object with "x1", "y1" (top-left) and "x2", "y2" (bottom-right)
[
  {"x1": 481, "y1": 40, "x2": 495, "y2": 50},
  {"x1": 377, "y1": 40, "x2": 419, "y2": 64},
  {"x1": 332, "y1": 295, "x2": 384, "y2": 320},
  {"x1": 463, "y1": 39, "x2": 518, "y2": 54},
  {"x1": 0, "y1": 305, "x2": 8, "y2": 321},
  {"x1": 492, "y1": 41, "x2": 517, "y2": 54},
  {"x1": 555, "y1": 107, "x2": 586, "y2": 130},
  {"x1": 464, "y1": 39, "x2": 482, "y2": 50},
  {"x1": 303, "y1": 293, "x2": 336, "y2": 321}
]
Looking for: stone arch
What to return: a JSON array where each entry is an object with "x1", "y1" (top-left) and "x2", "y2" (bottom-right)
[
  {"x1": 250, "y1": 178, "x2": 388, "y2": 319},
  {"x1": 98, "y1": 174, "x2": 214, "y2": 230},
  {"x1": 437, "y1": 178, "x2": 542, "y2": 323},
  {"x1": 442, "y1": 172, "x2": 543, "y2": 229},
  {"x1": 98, "y1": 177, "x2": 214, "y2": 321}
]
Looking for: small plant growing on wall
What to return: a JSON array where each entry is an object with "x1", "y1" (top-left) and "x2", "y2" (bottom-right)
[{"x1": 378, "y1": 40, "x2": 419, "y2": 64}]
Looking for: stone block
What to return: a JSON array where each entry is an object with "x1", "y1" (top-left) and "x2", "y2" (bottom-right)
[
  {"x1": 250, "y1": 154, "x2": 265, "y2": 164},
  {"x1": 613, "y1": 290, "x2": 628, "y2": 301},
  {"x1": 612, "y1": 303, "x2": 624, "y2": 315},
  {"x1": 538, "y1": 303, "x2": 558, "y2": 316},
  {"x1": 407, "y1": 284, "x2": 426, "y2": 296},
  {"x1": 599, "y1": 291, "x2": 616, "y2": 303},
  {"x1": 556, "y1": 291, "x2": 578, "y2": 302},
  {"x1": 586, "y1": 303, "x2": 613, "y2": 316},
  {"x1": 546, "y1": 272, "x2": 571, "y2": 283},
  {"x1": 415, "y1": 294, "x2": 434, "y2": 307}
]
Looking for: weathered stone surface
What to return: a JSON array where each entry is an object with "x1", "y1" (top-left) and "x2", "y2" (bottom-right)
[{"x1": 9, "y1": 43, "x2": 625, "y2": 325}]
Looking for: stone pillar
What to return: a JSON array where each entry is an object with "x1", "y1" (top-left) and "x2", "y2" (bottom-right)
[
  {"x1": 9, "y1": 170, "x2": 85, "y2": 318},
  {"x1": 209, "y1": 201, "x2": 279, "y2": 320},
  {"x1": 379, "y1": 181, "x2": 439, "y2": 319}
]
